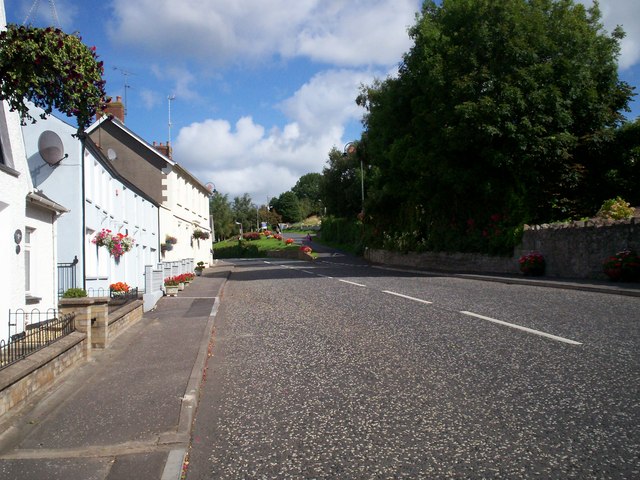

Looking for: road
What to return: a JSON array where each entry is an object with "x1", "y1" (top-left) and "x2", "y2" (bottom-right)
[{"x1": 186, "y1": 247, "x2": 640, "y2": 479}]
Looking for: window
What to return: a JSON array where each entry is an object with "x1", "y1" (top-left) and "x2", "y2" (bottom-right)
[{"x1": 24, "y1": 228, "x2": 35, "y2": 292}]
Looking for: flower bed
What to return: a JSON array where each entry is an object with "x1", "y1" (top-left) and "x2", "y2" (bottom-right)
[
  {"x1": 518, "y1": 251, "x2": 545, "y2": 276},
  {"x1": 603, "y1": 250, "x2": 640, "y2": 282}
]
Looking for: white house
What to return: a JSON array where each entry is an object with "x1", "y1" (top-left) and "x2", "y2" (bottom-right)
[
  {"x1": 0, "y1": 3, "x2": 67, "y2": 342},
  {"x1": 22, "y1": 106, "x2": 161, "y2": 298},
  {"x1": 86, "y1": 100, "x2": 213, "y2": 268}
]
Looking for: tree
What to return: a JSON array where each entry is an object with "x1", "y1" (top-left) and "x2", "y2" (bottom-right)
[
  {"x1": 232, "y1": 193, "x2": 256, "y2": 233},
  {"x1": 292, "y1": 173, "x2": 323, "y2": 217},
  {"x1": 358, "y1": 0, "x2": 634, "y2": 253},
  {"x1": 210, "y1": 193, "x2": 234, "y2": 241},
  {"x1": 272, "y1": 191, "x2": 303, "y2": 223},
  {"x1": 320, "y1": 147, "x2": 363, "y2": 218}
]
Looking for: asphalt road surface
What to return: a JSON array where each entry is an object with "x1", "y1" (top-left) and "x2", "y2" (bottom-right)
[{"x1": 186, "y1": 251, "x2": 640, "y2": 479}]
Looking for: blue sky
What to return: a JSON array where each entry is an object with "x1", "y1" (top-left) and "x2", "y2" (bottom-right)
[{"x1": 5, "y1": 0, "x2": 640, "y2": 205}]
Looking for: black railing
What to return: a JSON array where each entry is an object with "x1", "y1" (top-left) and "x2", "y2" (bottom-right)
[
  {"x1": 1, "y1": 310, "x2": 76, "y2": 371},
  {"x1": 57, "y1": 256, "x2": 78, "y2": 297}
]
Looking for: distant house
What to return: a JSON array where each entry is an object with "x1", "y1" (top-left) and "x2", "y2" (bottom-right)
[
  {"x1": 86, "y1": 99, "x2": 213, "y2": 267},
  {"x1": 22, "y1": 106, "x2": 161, "y2": 299},
  {"x1": 0, "y1": 6, "x2": 67, "y2": 342}
]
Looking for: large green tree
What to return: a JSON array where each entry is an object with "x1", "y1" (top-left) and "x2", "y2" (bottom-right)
[
  {"x1": 232, "y1": 193, "x2": 257, "y2": 233},
  {"x1": 358, "y1": 0, "x2": 634, "y2": 253},
  {"x1": 272, "y1": 191, "x2": 303, "y2": 223},
  {"x1": 320, "y1": 147, "x2": 363, "y2": 218},
  {"x1": 292, "y1": 172, "x2": 323, "y2": 217},
  {"x1": 210, "y1": 193, "x2": 234, "y2": 241}
]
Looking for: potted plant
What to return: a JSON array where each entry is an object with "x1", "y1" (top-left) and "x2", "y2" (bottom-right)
[
  {"x1": 109, "y1": 282, "x2": 130, "y2": 297},
  {"x1": 195, "y1": 261, "x2": 205, "y2": 276},
  {"x1": 165, "y1": 235, "x2": 178, "y2": 245},
  {"x1": 518, "y1": 251, "x2": 545, "y2": 276},
  {"x1": 603, "y1": 250, "x2": 640, "y2": 282},
  {"x1": 164, "y1": 276, "x2": 179, "y2": 296}
]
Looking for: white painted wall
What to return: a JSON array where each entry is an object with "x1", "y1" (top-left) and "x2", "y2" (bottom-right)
[{"x1": 22, "y1": 107, "x2": 160, "y2": 298}]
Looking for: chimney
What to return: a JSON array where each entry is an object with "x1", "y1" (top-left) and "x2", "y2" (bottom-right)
[
  {"x1": 153, "y1": 141, "x2": 172, "y2": 159},
  {"x1": 101, "y1": 95, "x2": 125, "y2": 123}
]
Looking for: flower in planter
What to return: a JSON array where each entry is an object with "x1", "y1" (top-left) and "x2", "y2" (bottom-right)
[
  {"x1": 165, "y1": 235, "x2": 178, "y2": 245},
  {"x1": 603, "y1": 250, "x2": 640, "y2": 282},
  {"x1": 109, "y1": 282, "x2": 130, "y2": 293},
  {"x1": 518, "y1": 251, "x2": 545, "y2": 276},
  {"x1": 164, "y1": 276, "x2": 179, "y2": 287},
  {"x1": 192, "y1": 229, "x2": 210, "y2": 240}
]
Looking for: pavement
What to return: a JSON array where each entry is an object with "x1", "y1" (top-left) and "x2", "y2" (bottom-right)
[
  {"x1": 0, "y1": 253, "x2": 638, "y2": 480},
  {"x1": 0, "y1": 261, "x2": 233, "y2": 480}
]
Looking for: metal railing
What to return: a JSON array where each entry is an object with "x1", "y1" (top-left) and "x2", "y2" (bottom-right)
[
  {"x1": 57, "y1": 256, "x2": 79, "y2": 297},
  {"x1": 1, "y1": 310, "x2": 76, "y2": 371}
]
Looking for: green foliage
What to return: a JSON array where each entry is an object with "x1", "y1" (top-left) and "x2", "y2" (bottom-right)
[
  {"x1": 272, "y1": 191, "x2": 303, "y2": 223},
  {"x1": 0, "y1": 25, "x2": 108, "y2": 132},
  {"x1": 232, "y1": 193, "x2": 256, "y2": 234},
  {"x1": 292, "y1": 173, "x2": 323, "y2": 217},
  {"x1": 597, "y1": 197, "x2": 635, "y2": 220},
  {"x1": 320, "y1": 216, "x2": 368, "y2": 255},
  {"x1": 320, "y1": 148, "x2": 363, "y2": 218},
  {"x1": 356, "y1": 0, "x2": 633, "y2": 254},
  {"x1": 62, "y1": 288, "x2": 87, "y2": 298}
]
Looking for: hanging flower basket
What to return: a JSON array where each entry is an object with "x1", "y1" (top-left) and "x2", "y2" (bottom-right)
[
  {"x1": 0, "y1": 25, "x2": 109, "y2": 132},
  {"x1": 92, "y1": 229, "x2": 134, "y2": 259},
  {"x1": 192, "y1": 229, "x2": 210, "y2": 240},
  {"x1": 165, "y1": 235, "x2": 178, "y2": 245}
]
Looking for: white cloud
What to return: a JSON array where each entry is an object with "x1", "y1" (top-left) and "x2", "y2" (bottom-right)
[
  {"x1": 108, "y1": 0, "x2": 418, "y2": 67},
  {"x1": 578, "y1": 0, "x2": 640, "y2": 70},
  {"x1": 173, "y1": 66, "x2": 380, "y2": 201}
]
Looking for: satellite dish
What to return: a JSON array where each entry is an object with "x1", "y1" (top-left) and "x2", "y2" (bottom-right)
[
  {"x1": 38, "y1": 130, "x2": 65, "y2": 166},
  {"x1": 107, "y1": 148, "x2": 117, "y2": 161}
]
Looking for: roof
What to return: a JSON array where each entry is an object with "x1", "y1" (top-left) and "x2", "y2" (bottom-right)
[
  {"x1": 27, "y1": 190, "x2": 69, "y2": 214},
  {"x1": 86, "y1": 115, "x2": 212, "y2": 195}
]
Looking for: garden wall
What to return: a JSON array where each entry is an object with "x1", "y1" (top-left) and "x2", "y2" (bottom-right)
[
  {"x1": 0, "y1": 301, "x2": 144, "y2": 421},
  {"x1": 365, "y1": 217, "x2": 639, "y2": 280}
]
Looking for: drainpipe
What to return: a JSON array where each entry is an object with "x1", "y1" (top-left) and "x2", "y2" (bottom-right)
[{"x1": 80, "y1": 135, "x2": 87, "y2": 290}]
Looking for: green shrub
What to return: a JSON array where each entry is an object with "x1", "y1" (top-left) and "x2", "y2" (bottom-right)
[
  {"x1": 597, "y1": 197, "x2": 635, "y2": 220},
  {"x1": 62, "y1": 288, "x2": 87, "y2": 298}
]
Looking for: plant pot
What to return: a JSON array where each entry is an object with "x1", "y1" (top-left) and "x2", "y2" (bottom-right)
[
  {"x1": 195, "y1": 269, "x2": 202, "y2": 276},
  {"x1": 165, "y1": 285, "x2": 179, "y2": 296},
  {"x1": 178, "y1": 282, "x2": 185, "y2": 291}
]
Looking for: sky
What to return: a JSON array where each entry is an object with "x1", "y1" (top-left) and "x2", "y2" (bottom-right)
[{"x1": 5, "y1": 0, "x2": 640, "y2": 205}]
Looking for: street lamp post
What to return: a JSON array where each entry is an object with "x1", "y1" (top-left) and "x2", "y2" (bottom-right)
[{"x1": 343, "y1": 142, "x2": 364, "y2": 214}]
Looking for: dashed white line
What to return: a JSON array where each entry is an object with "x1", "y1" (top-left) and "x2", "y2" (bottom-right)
[
  {"x1": 339, "y1": 279, "x2": 367, "y2": 287},
  {"x1": 382, "y1": 290, "x2": 433, "y2": 305},
  {"x1": 460, "y1": 311, "x2": 582, "y2": 345}
]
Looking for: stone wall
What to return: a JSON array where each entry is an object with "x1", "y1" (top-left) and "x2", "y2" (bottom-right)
[
  {"x1": 365, "y1": 217, "x2": 640, "y2": 280},
  {"x1": 0, "y1": 332, "x2": 86, "y2": 418},
  {"x1": 108, "y1": 300, "x2": 144, "y2": 340},
  {"x1": 519, "y1": 218, "x2": 639, "y2": 279},
  {"x1": 0, "y1": 301, "x2": 144, "y2": 421}
]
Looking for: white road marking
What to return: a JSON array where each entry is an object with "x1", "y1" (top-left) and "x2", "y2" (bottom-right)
[
  {"x1": 317, "y1": 274, "x2": 334, "y2": 279},
  {"x1": 460, "y1": 311, "x2": 582, "y2": 345},
  {"x1": 339, "y1": 279, "x2": 367, "y2": 287},
  {"x1": 383, "y1": 290, "x2": 433, "y2": 305},
  {"x1": 301, "y1": 270, "x2": 314, "y2": 275}
]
